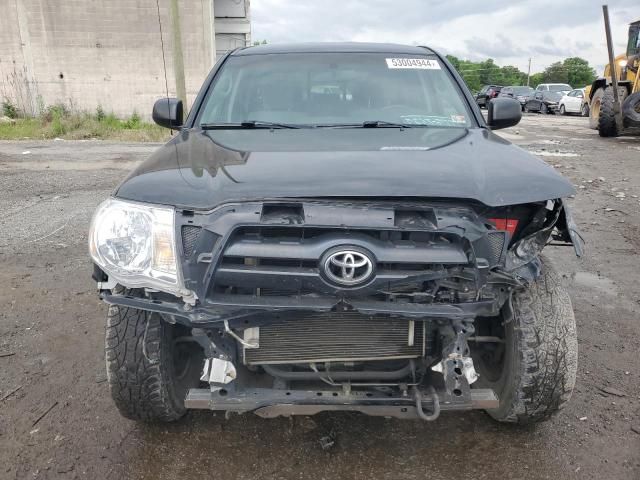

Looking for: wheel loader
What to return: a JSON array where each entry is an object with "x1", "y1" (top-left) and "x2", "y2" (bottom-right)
[{"x1": 588, "y1": 18, "x2": 640, "y2": 137}]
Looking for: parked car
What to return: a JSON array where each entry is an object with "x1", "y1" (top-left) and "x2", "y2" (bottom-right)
[
  {"x1": 535, "y1": 83, "x2": 572, "y2": 94},
  {"x1": 475, "y1": 84, "x2": 503, "y2": 108},
  {"x1": 559, "y1": 88, "x2": 589, "y2": 116},
  {"x1": 89, "y1": 42, "x2": 582, "y2": 426},
  {"x1": 499, "y1": 86, "x2": 535, "y2": 110},
  {"x1": 524, "y1": 90, "x2": 563, "y2": 114}
]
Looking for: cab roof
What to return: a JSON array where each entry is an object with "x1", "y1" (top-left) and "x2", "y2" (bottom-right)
[{"x1": 233, "y1": 42, "x2": 436, "y2": 56}]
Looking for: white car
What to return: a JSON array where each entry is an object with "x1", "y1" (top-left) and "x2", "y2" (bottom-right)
[
  {"x1": 536, "y1": 83, "x2": 572, "y2": 94},
  {"x1": 558, "y1": 88, "x2": 589, "y2": 117}
]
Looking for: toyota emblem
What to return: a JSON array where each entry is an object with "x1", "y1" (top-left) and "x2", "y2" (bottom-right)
[{"x1": 322, "y1": 248, "x2": 375, "y2": 287}]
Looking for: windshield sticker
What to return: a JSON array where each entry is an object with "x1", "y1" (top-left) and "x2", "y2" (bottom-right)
[
  {"x1": 400, "y1": 115, "x2": 463, "y2": 127},
  {"x1": 386, "y1": 58, "x2": 441, "y2": 69},
  {"x1": 380, "y1": 146, "x2": 430, "y2": 151},
  {"x1": 450, "y1": 115, "x2": 466, "y2": 123}
]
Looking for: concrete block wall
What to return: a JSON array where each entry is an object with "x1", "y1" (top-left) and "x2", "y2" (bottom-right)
[{"x1": 0, "y1": 0, "x2": 250, "y2": 119}]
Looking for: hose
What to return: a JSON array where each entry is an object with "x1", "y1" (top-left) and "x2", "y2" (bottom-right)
[{"x1": 413, "y1": 386, "x2": 441, "y2": 421}]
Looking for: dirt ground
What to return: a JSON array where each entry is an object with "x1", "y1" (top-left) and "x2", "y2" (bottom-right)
[{"x1": 1, "y1": 114, "x2": 639, "y2": 480}]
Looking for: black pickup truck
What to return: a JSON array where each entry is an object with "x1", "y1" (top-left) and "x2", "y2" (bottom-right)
[{"x1": 90, "y1": 42, "x2": 582, "y2": 425}]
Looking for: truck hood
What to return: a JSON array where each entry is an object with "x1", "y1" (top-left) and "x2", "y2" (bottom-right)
[{"x1": 115, "y1": 127, "x2": 575, "y2": 209}]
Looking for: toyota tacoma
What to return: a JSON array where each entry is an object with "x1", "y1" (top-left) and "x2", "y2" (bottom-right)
[{"x1": 90, "y1": 43, "x2": 583, "y2": 424}]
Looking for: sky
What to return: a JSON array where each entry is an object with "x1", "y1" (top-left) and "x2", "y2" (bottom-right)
[{"x1": 251, "y1": 0, "x2": 638, "y2": 74}]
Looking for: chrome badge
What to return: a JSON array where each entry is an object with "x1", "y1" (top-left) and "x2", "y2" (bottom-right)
[{"x1": 322, "y1": 249, "x2": 374, "y2": 287}]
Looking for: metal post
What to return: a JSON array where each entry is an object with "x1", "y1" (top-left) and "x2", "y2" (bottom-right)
[
  {"x1": 526, "y1": 58, "x2": 531, "y2": 87},
  {"x1": 170, "y1": 0, "x2": 188, "y2": 112},
  {"x1": 602, "y1": 5, "x2": 621, "y2": 123}
]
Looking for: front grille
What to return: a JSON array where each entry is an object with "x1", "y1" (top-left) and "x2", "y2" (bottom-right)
[
  {"x1": 243, "y1": 313, "x2": 426, "y2": 365},
  {"x1": 211, "y1": 225, "x2": 469, "y2": 300}
]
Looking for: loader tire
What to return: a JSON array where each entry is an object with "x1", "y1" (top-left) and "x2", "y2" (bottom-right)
[
  {"x1": 589, "y1": 88, "x2": 604, "y2": 129},
  {"x1": 598, "y1": 86, "x2": 628, "y2": 137},
  {"x1": 622, "y1": 92, "x2": 640, "y2": 128},
  {"x1": 473, "y1": 256, "x2": 577, "y2": 424},
  {"x1": 105, "y1": 288, "x2": 202, "y2": 422}
]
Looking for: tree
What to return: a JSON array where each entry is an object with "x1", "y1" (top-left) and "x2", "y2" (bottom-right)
[
  {"x1": 563, "y1": 57, "x2": 596, "y2": 88},
  {"x1": 542, "y1": 62, "x2": 569, "y2": 84},
  {"x1": 445, "y1": 56, "x2": 528, "y2": 92},
  {"x1": 529, "y1": 72, "x2": 545, "y2": 88}
]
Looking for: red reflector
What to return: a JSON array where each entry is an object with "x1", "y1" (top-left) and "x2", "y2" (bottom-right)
[{"x1": 489, "y1": 218, "x2": 519, "y2": 237}]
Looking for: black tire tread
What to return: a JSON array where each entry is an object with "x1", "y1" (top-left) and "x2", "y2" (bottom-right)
[
  {"x1": 490, "y1": 257, "x2": 578, "y2": 424},
  {"x1": 589, "y1": 88, "x2": 603, "y2": 129},
  {"x1": 622, "y1": 91, "x2": 640, "y2": 128},
  {"x1": 105, "y1": 287, "x2": 186, "y2": 422},
  {"x1": 598, "y1": 87, "x2": 619, "y2": 137}
]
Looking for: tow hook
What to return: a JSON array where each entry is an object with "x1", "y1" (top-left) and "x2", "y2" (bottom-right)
[{"x1": 413, "y1": 386, "x2": 440, "y2": 421}]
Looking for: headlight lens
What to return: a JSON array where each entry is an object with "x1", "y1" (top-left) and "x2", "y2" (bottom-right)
[
  {"x1": 89, "y1": 198, "x2": 181, "y2": 291},
  {"x1": 505, "y1": 230, "x2": 548, "y2": 271}
]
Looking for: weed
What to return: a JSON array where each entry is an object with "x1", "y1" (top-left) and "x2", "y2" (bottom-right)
[
  {"x1": 95, "y1": 105, "x2": 105, "y2": 121},
  {"x1": 0, "y1": 105, "x2": 169, "y2": 142},
  {"x1": 2, "y1": 99, "x2": 19, "y2": 119},
  {"x1": 124, "y1": 112, "x2": 142, "y2": 129}
]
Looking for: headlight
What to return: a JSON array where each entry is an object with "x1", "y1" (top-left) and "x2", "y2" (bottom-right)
[
  {"x1": 505, "y1": 230, "x2": 549, "y2": 271},
  {"x1": 89, "y1": 198, "x2": 184, "y2": 294}
]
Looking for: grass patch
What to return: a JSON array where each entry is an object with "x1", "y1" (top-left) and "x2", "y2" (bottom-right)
[{"x1": 0, "y1": 107, "x2": 170, "y2": 142}]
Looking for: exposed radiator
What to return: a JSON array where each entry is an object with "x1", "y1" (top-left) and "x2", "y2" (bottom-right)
[{"x1": 243, "y1": 313, "x2": 426, "y2": 365}]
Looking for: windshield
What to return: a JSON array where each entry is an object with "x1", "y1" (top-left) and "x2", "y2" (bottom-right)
[
  {"x1": 549, "y1": 84, "x2": 572, "y2": 92},
  {"x1": 197, "y1": 52, "x2": 473, "y2": 128}
]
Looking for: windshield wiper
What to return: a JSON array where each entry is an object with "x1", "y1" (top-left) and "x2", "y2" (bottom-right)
[
  {"x1": 362, "y1": 120, "x2": 413, "y2": 128},
  {"x1": 314, "y1": 121, "x2": 414, "y2": 129},
  {"x1": 201, "y1": 120, "x2": 302, "y2": 130}
]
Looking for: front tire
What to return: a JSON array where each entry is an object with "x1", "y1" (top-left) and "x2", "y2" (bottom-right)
[
  {"x1": 597, "y1": 86, "x2": 628, "y2": 137},
  {"x1": 581, "y1": 103, "x2": 589, "y2": 117},
  {"x1": 105, "y1": 289, "x2": 202, "y2": 422},
  {"x1": 589, "y1": 88, "x2": 604, "y2": 129},
  {"x1": 473, "y1": 257, "x2": 577, "y2": 424},
  {"x1": 540, "y1": 103, "x2": 548, "y2": 114},
  {"x1": 559, "y1": 104, "x2": 566, "y2": 115}
]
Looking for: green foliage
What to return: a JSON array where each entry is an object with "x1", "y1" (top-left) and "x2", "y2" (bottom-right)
[
  {"x1": 0, "y1": 104, "x2": 168, "y2": 141},
  {"x1": 50, "y1": 108, "x2": 66, "y2": 136},
  {"x1": 2, "y1": 99, "x2": 19, "y2": 119},
  {"x1": 123, "y1": 112, "x2": 142, "y2": 129},
  {"x1": 95, "y1": 105, "x2": 105, "y2": 121},
  {"x1": 562, "y1": 57, "x2": 597, "y2": 88},
  {"x1": 253, "y1": 39, "x2": 268, "y2": 46},
  {"x1": 529, "y1": 72, "x2": 545, "y2": 88},
  {"x1": 446, "y1": 55, "x2": 527, "y2": 92},
  {"x1": 42, "y1": 103, "x2": 69, "y2": 123},
  {"x1": 446, "y1": 55, "x2": 597, "y2": 91},
  {"x1": 541, "y1": 61, "x2": 569, "y2": 84}
]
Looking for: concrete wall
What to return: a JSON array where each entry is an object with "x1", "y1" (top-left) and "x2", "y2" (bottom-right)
[{"x1": 0, "y1": 0, "x2": 251, "y2": 118}]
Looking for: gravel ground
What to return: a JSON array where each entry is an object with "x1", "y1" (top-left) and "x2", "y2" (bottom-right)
[{"x1": 0, "y1": 114, "x2": 639, "y2": 479}]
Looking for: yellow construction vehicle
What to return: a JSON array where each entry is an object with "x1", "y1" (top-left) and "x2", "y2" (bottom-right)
[{"x1": 588, "y1": 17, "x2": 640, "y2": 136}]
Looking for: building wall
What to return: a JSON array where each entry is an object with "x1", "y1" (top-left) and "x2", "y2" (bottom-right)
[{"x1": 0, "y1": 0, "x2": 250, "y2": 118}]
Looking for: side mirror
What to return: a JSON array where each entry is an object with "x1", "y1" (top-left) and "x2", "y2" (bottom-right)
[
  {"x1": 152, "y1": 98, "x2": 183, "y2": 129},
  {"x1": 487, "y1": 97, "x2": 521, "y2": 130}
]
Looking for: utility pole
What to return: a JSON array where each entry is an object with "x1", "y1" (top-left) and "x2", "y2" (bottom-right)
[
  {"x1": 526, "y1": 58, "x2": 531, "y2": 86},
  {"x1": 169, "y1": 0, "x2": 187, "y2": 111}
]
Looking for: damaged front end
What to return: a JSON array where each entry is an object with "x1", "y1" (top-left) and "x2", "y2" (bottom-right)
[{"x1": 98, "y1": 198, "x2": 582, "y2": 420}]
